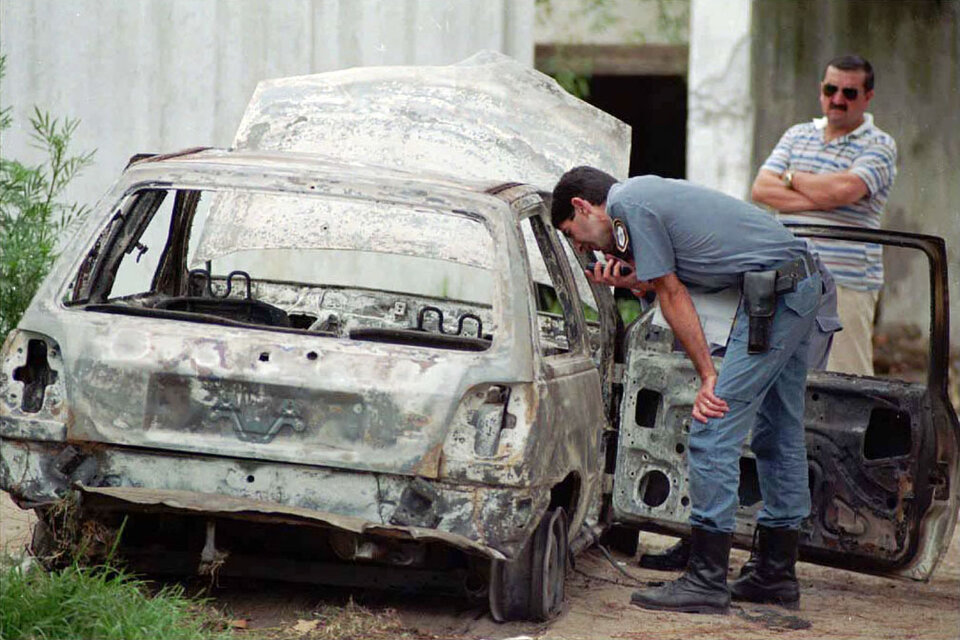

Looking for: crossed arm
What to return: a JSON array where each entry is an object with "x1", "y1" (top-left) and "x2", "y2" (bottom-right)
[{"x1": 751, "y1": 168, "x2": 869, "y2": 212}]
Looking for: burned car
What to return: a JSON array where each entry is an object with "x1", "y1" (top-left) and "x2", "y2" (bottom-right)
[{"x1": 1, "y1": 53, "x2": 958, "y2": 622}]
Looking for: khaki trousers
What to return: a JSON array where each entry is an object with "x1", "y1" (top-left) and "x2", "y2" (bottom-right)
[{"x1": 826, "y1": 285, "x2": 880, "y2": 376}]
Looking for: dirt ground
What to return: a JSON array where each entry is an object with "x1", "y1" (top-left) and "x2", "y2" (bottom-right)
[{"x1": 2, "y1": 491, "x2": 958, "y2": 639}]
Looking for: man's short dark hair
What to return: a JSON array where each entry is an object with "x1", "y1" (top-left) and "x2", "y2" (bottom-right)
[
  {"x1": 550, "y1": 166, "x2": 618, "y2": 227},
  {"x1": 824, "y1": 54, "x2": 874, "y2": 91}
]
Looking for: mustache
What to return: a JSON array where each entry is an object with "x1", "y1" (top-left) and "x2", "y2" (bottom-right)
[{"x1": 829, "y1": 104, "x2": 848, "y2": 111}]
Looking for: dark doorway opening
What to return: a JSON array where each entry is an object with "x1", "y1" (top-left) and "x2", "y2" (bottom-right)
[{"x1": 588, "y1": 75, "x2": 687, "y2": 178}]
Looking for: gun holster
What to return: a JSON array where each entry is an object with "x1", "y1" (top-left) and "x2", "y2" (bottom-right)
[{"x1": 742, "y1": 270, "x2": 778, "y2": 354}]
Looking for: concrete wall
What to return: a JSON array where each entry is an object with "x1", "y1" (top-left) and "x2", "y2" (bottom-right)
[
  {"x1": 751, "y1": 0, "x2": 960, "y2": 347},
  {"x1": 0, "y1": 0, "x2": 534, "y2": 210},
  {"x1": 535, "y1": 0, "x2": 688, "y2": 45}
]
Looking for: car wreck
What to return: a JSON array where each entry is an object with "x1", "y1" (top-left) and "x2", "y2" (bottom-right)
[{"x1": 1, "y1": 52, "x2": 957, "y2": 622}]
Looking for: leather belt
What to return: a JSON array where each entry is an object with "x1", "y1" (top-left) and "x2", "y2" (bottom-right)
[{"x1": 774, "y1": 252, "x2": 816, "y2": 283}]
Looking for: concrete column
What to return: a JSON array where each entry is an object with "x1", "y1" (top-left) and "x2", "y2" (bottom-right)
[{"x1": 686, "y1": 0, "x2": 754, "y2": 198}]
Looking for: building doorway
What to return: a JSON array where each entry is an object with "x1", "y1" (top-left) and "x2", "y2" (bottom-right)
[{"x1": 587, "y1": 74, "x2": 687, "y2": 178}]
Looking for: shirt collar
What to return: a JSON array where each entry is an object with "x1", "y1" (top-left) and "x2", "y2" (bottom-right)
[{"x1": 812, "y1": 113, "x2": 875, "y2": 138}]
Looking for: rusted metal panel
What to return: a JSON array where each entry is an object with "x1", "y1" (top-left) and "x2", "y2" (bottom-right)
[
  {"x1": 613, "y1": 307, "x2": 955, "y2": 581},
  {"x1": 60, "y1": 334, "x2": 496, "y2": 476},
  {"x1": 80, "y1": 485, "x2": 504, "y2": 558},
  {"x1": 0, "y1": 438, "x2": 557, "y2": 559},
  {"x1": 232, "y1": 51, "x2": 631, "y2": 191}
]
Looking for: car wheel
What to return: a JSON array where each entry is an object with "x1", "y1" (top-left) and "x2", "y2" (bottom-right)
[{"x1": 488, "y1": 507, "x2": 568, "y2": 622}]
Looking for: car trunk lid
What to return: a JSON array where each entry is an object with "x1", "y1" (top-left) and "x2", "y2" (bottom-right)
[{"x1": 62, "y1": 316, "x2": 510, "y2": 478}]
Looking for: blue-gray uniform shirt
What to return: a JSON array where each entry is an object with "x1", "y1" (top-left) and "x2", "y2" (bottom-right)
[
  {"x1": 607, "y1": 176, "x2": 807, "y2": 292},
  {"x1": 609, "y1": 175, "x2": 841, "y2": 369}
]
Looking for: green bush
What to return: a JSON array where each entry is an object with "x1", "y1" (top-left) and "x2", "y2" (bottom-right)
[{"x1": 0, "y1": 54, "x2": 94, "y2": 340}]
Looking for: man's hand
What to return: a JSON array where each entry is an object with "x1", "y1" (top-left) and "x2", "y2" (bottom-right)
[
  {"x1": 651, "y1": 273, "x2": 729, "y2": 424},
  {"x1": 692, "y1": 373, "x2": 729, "y2": 424},
  {"x1": 584, "y1": 254, "x2": 637, "y2": 289},
  {"x1": 751, "y1": 169, "x2": 820, "y2": 212}
]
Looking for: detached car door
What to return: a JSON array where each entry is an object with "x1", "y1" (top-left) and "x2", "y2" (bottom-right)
[{"x1": 611, "y1": 226, "x2": 958, "y2": 580}]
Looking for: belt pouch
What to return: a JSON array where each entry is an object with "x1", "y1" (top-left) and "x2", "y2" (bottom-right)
[{"x1": 742, "y1": 270, "x2": 778, "y2": 354}]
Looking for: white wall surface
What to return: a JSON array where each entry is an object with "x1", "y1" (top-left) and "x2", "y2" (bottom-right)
[
  {"x1": 0, "y1": 0, "x2": 534, "y2": 210},
  {"x1": 685, "y1": 0, "x2": 753, "y2": 198},
  {"x1": 535, "y1": 0, "x2": 688, "y2": 45}
]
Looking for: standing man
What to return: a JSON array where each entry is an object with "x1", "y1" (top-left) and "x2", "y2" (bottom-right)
[
  {"x1": 553, "y1": 167, "x2": 822, "y2": 614},
  {"x1": 752, "y1": 54, "x2": 897, "y2": 375}
]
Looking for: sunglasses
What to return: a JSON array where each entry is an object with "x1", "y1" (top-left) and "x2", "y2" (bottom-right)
[{"x1": 822, "y1": 83, "x2": 860, "y2": 100}]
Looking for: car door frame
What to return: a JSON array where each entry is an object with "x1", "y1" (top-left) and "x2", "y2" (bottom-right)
[{"x1": 610, "y1": 224, "x2": 958, "y2": 581}]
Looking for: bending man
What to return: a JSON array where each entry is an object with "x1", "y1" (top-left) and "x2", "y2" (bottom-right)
[{"x1": 553, "y1": 167, "x2": 821, "y2": 614}]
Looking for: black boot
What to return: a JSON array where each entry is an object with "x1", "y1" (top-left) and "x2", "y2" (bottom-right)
[
  {"x1": 738, "y1": 526, "x2": 760, "y2": 577},
  {"x1": 738, "y1": 549, "x2": 759, "y2": 577},
  {"x1": 638, "y1": 537, "x2": 691, "y2": 571},
  {"x1": 729, "y1": 525, "x2": 800, "y2": 609},
  {"x1": 630, "y1": 528, "x2": 731, "y2": 614}
]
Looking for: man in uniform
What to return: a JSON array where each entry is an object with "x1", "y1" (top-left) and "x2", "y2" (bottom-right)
[{"x1": 553, "y1": 167, "x2": 821, "y2": 613}]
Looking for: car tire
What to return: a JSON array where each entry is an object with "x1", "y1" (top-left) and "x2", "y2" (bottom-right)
[{"x1": 488, "y1": 507, "x2": 568, "y2": 622}]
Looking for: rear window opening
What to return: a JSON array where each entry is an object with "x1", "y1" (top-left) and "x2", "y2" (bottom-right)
[
  {"x1": 67, "y1": 187, "x2": 498, "y2": 350},
  {"x1": 863, "y1": 407, "x2": 912, "y2": 460}
]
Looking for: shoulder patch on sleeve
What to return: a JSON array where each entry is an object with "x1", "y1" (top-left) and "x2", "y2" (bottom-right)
[{"x1": 613, "y1": 218, "x2": 630, "y2": 253}]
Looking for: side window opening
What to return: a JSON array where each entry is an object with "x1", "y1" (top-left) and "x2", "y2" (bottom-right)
[
  {"x1": 870, "y1": 246, "x2": 931, "y2": 383},
  {"x1": 556, "y1": 231, "x2": 644, "y2": 329},
  {"x1": 95, "y1": 191, "x2": 167, "y2": 301},
  {"x1": 68, "y1": 213, "x2": 123, "y2": 303},
  {"x1": 109, "y1": 191, "x2": 177, "y2": 299},
  {"x1": 522, "y1": 215, "x2": 585, "y2": 357},
  {"x1": 67, "y1": 190, "x2": 168, "y2": 304}
]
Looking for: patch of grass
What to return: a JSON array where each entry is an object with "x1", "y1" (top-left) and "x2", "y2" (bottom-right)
[{"x1": 0, "y1": 561, "x2": 230, "y2": 640}]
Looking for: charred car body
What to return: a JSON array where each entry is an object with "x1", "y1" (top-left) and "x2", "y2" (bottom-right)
[{"x1": 1, "y1": 53, "x2": 957, "y2": 621}]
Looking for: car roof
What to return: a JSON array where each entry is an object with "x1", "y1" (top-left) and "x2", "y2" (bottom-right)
[{"x1": 122, "y1": 147, "x2": 536, "y2": 234}]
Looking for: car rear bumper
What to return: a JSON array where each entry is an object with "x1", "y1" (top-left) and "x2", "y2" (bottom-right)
[{"x1": 0, "y1": 437, "x2": 550, "y2": 560}]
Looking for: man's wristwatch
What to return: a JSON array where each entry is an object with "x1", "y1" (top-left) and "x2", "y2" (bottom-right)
[{"x1": 781, "y1": 170, "x2": 795, "y2": 190}]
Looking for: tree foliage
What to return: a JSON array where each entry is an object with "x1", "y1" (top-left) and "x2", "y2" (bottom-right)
[{"x1": 0, "y1": 54, "x2": 95, "y2": 339}]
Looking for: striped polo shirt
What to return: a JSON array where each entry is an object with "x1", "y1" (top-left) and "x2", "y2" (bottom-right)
[{"x1": 761, "y1": 113, "x2": 897, "y2": 291}]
